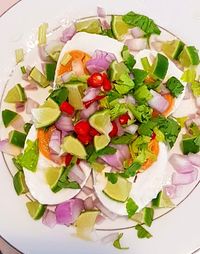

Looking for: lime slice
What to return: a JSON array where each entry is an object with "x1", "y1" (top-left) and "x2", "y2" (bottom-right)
[
  {"x1": 45, "y1": 167, "x2": 64, "y2": 193},
  {"x1": 94, "y1": 134, "x2": 110, "y2": 151},
  {"x1": 31, "y1": 98, "x2": 61, "y2": 128},
  {"x1": 179, "y1": 46, "x2": 200, "y2": 67},
  {"x1": 152, "y1": 191, "x2": 174, "y2": 208},
  {"x1": 62, "y1": 136, "x2": 87, "y2": 159},
  {"x1": 151, "y1": 53, "x2": 169, "y2": 80},
  {"x1": 111, "y1": 15, "x2": 131, "y2": 41},
  {"x1": 9, "y1": 130, "x2": 27, "y2": 148},
  {"x1": 13, "y1": 171, "x2": 28, "y2": 195},
  {"x1": 108, "y1": 61, "x2": 129, "y2": 81},
  {"x1": 103, "y1": 176, "x2": 132, "y2": 202},
  {"x1": 2, "y1": 109, "x2": 18, "y2": 127},
  {"x1": 75, "y1": 211, "x2": 99, "y2": 240},
  {"x1": 4, "y1": 84, "x2": 26, "y2": 103},
  {"x1": 67, "y1": 85, "x2": 84, "y2": 110},
  {"x1": 75, "y1": 19, "x2": 102, "y2": 34},
  {"x1": 162, "y1": 40, "x2": 185, "y2": 60},
  {"x1": 26, "y1": 201, "x2": 46, "y2": 220},
  {"x1": 89, "y1": 110, "x2": 112, "y2": 136}
]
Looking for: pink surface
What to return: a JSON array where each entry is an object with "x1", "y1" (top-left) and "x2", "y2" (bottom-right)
[{"x1": 0, "y1": 0, "x2": 19, "y2": 16}]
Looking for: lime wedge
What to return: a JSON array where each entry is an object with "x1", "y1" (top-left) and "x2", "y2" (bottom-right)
[
  {"x1": 75, "y1": 211, "x2": 99, "y2": 240},
  {"x1": 75, "y1": 19, "x2": 102, "y2": 34},
  {"x1": 67, "y1": 85, "x2": 84, "y2": 110},
  {"x1": 4, "y1": 84, "x2": 26, "y2": 103},
  {"x1": 2, "y1": 109, "x2": 18, "y2": 127},
  {"x1": 108, "y1": 60, "x2": 129, "y2": 81},
  {"x1": 152, "y1": 191, "x2": 174, "y2": 208},
  {"x1": 179, "y1": 46, "x2": 200, "y2": 67},
  {"x1": 26, "y1": 201, "x2": 46, "y2": 220},
  {"x1": 103, "y1": 176, "x2": 132, "y2": 202},
  {"x1": 111, "y1": 15, "x2": 131, "y2": 41},
  {"x1": 62, "y1": 136, "x2": 87, "y2": 159},
  {"x1": 45, "y1": 167, "x2": 64, "y2": 193},
  {"x1": 94, "y1": 134, "x2": 110, "y2": 151},
  {"x1": 31, "y1": 98, "x2": 61, "y2": 128},
  {"x1": 9, "y1": 130, "x2": 27, "y2": 148},
  {"x1": 162, "y1": 40, "x2": 184, "y2": 60},
  {"x1": 151, "y1": 53, "x2": 169, "y2": 80},
  {"x1": 13, "y1": 171, "x2": 28, "y2": 195},
  {"x1": 89, "y1": 110, "x2": 112, "y2": 136}
]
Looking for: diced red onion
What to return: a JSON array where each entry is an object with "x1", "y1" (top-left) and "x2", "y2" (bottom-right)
[
  {"x1": 101, "y1": 233, "x2": 119, "y2": 244},
  {"x1": 55, "y1": 114, "x2": 73, "y2": 132},
  {"x1": 47, "y1": 205, "x2": 56, "y2": 212},
  {"x1": 60, "y1": 23, "x2": 76, "y2": 43},
  {"x1": 38, "y1": 45, "x2": 51, "y2": 62},
  {"x1": 114, "y1": 119, "x2": 124, "y2": 137},
  {"x1": 169, "y1": 153, "x2": 195, "y2": 174},
  {"x1": 55, "y1": 199, "x2": 84, "y2": 226},
  {"x1": 82, "y1": 88, "x2": 100, "y2": 102},
  {"x1": 61, "y1": 130, "x2": 68, "y2": 142},
  {"x1": 183, "y1": 85, "x2": 191, "y2": 100},
  {"x1": 125, "y1": 94, "x2": 136, "y2": 104},
  {"x1": 150, "y1": 41, "x2": 162, "y2": 52},
  {"x1": 101, "y1": 20, "x2": 110, "y2": 30},
  {"x1": 68, "y1": 164, "x2": 85, "y2": 184},
  {"x1": 172, "y1": 169, "x2": 198, "y2": 186},
  {"x1": 49, "y1": 129, "x2": 61, "y2": 154},
  {"x1": 82, "y1": 186, "x2": 94, "y2": 195},
  {"x1": 24, "y1": 82, "x2": 38, "y2": 91},
  {"x1": 95, "y1": 214, "x2": 105, "y2": 225},
  {"x1": 72, "y1": 59, "x2": 84, "y2": 77},
  {"x1": 125, "y1": 38, "x2": 147, "y2": 51},
  {"x1": 42, "y1": 209, "x2": 57, "y2": 228},
  {"x1": 86, "y1": 50, "x2": 116, "y2": 74},
  {"x1": 0, "y1": 139, "x2": 21, "y2": 156},
  {"x1": 148, "y1": 90, "x2": 169, "y2": 113},
  {"x1": 84, "y1": 197, "x2": 94, "y2": 211},
  {"x1": 26, "y1": 97, "x2": 39, "y2": 114},
  {"x1": 49, "y1": 154, "x2": 64, "y2": 165},
  {"x1": 124, "y1": 124, "x2": 138, "y2": 135},
  {"x1": 80, "y1": 102, "x2": 98, "y2": 119},
  {"x1": 61, "y1": 71, "x2": 74, "y2": 83},
  {"x1": 10, "y1": 116, "x2": 25, "y2": 132},
  {"x1": 113, "y1": 144, "x2": 131, "y2": 161},
  {"x1": 188, "y1": 153, "x2": 200, "y2": 166},
  {"x1": 22, "y1": 66, "x2": 32, "y2": 81},
  {"x1": 93, "y1": 198, "x2": 117, "y2": 220},
  {"x1": 97, "y1": 6, "x2": 106, "y2": 18},
  {"x1": 195, "y1": 97, "x2": 200, "y2": 107},
  {"x1": 15, "y1": 102, "x2": 25, "y2": 113},
  {"x1": 130, "y1": 27, "x2": 145, "y2": 38},
  {"x1": 163, "y1": 185, "x2": 177, "y2": 198}
]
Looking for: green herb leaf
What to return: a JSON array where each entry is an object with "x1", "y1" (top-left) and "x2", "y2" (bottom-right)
[
  {"x1": 121, "y1": 45, "x2": 136, "y2": 71},
  {"x1": 126, "y1": 198, "x2": 139, "y2": 218},
  {"x1": 135, "y1": 224, "x2": 152, "y2": 239},
  {"x1": 115, "y1": 73, "x2": 135, "y2": 95},
  {"x1": 45, "y1": 63, "x2": 57, "y2": 81},
  {"x1": 107, "y1": 91, "x2": 122, "y2": 103},
  {"x1": 48, "y1": 87, "x2": 68, "y2": 105},
  {"x1": 24, "y1": 123, "x2": 32, "y2": 134},
  {"x1": 122, "y1": 11, "x2": 161, "y2": 35},
  {"x1": 58, "y1": 180, "x2": 80, "y2": 189},
  {"x1": 111, "y1": 133, "x2": 135, "y2": 145},
  {"x1": 113, "y1": 233, "x2": 129, "y2": 250},
  {"x1": 105, "y1": 172, "x2": 118, "y2": 184},
  {"x1": 133, "y1": 85, "x2": 152, "y2": 103},
  {"x1": 129, "y1": 104, "x2": 152, "y2": 123},
  {"x1": 120, "y1": 162, "x2": 141, "y2": 178},
  {"x1": 143, "y1": 207, "x2": 154, "y2": 227},
  {"x1": 110, "y1": 103, "x2": 128, "y2": 120},
  {"x1": 101, "y1": 29, "x2": 115, "y2": 38},
  {"x1": 132, "y1": 68, "x2": 148, "y2": 86},
  {"x1": 166, "y1": 76, "x2": 184, "y2": 98}
]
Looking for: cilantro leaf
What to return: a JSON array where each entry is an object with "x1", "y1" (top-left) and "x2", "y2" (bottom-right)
[
  {"x1": 166, "y1": 76, "x2": 184, "y2": 98},
  {"x1": 126, "y1": 198, "x2": 139, "y2": 218},
  {"x1": 129, "y1": 104, "x2": 152, "y2": 123},
  {"x1": 120, "y1": 162, "x2": 141, "y2": 178},
  {"x1": 88, "y1": 146, "x2": 117, "y2": 163},
  {"x1": 110, "y1": 103, "x2": 128, "y2": 120},
  {"x1": 121, "y1": 45, "x2": 136, "y2": 71},
  {"x1": 111, "y1": 133, "x2": 135, "y2": 145},
  {"x1": 135, "y1": 224, "x2": 152, "y2": 239},
  {"x1": 122, "y1": 11, "x2": 161, "y2": 35},
  {"x1": 105, "y1": 172, "x2": 118, "y2": 184},
  {"x1": 113, "y1": 233, "x2": 129, "y2": 250},
  {"x1": 133, "y1": 85, "x2": 152, "y2": 103},
  {"x1": 115, "y1": 73, "x2": 135, "y2": 95},
  {"x1": 58, "y1": 180, "x2": 80, "y2": 189},
  {"x1": 48, "y1": 87, "x2": 68, "y2": 105},
  {"x1": 132, "y1": 68, "x2": 148, "y2": 86},
  {"x1": 107, "y1": 91, "x2": 122, "y2": 103}
]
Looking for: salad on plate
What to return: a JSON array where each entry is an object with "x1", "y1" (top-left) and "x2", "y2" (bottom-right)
[{"x1": 1, "y1": 7, "x2": 200, "y2": 249}]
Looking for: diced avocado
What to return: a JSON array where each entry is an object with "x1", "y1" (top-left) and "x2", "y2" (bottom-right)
[
  {"x1": 9, "y1": 130, "x2": 27, "y2": 148},
  {"x1": 29, "y1": 67, "x2": 49, "y2": 88},
  {"x1": 152, "y1": 191, "x2": 174, "y2": 208},
  {"x1": 181, "y1": 134, "x2": 200, "y2": 154}
]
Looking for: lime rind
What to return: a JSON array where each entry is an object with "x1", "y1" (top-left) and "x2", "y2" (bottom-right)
[
  {"x1": 45, "y1": 167, "x2": 64, "y2": 193},
  {"x1": 26, "y1": 201, "x2": 46, "y2": 220},
  {"x1": 62, "y1": 136, "x2": 87, "y2": 159},
  {"x1": 2, "y1": 109, "x2": 18, "y2": 127},
  {"x1": 162, "y1": 40, "x2": 184, "y2": 60},
  {"x1": 13, "y1": 171, "x2": 28, "y2": 195},
  {"x1": 151, "y1": 53, "x2": 169, "y2": 80},
  {"x1": 75, "y1": 19, "x2": 102, "y2": 34},
  {"x1": 179, "y1": 46, "x2": 200, "y2": 67},
  {"x1": 4, "y1": 84, "x2": 27, "y2": 103}
]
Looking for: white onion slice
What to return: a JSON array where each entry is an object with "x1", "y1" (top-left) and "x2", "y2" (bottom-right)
[
  {"x1": 125, "y1": 38, "x2": 147, "y2": 51},
  {"x1": 172, "y1": 169, "x2": 198, "y2": 186},
  {"x1": 148, "y1": 90, "x2": 169, "y2": 113},
  {"x1": 169, "y1": 153, "x2": 195, "y2": 174}
]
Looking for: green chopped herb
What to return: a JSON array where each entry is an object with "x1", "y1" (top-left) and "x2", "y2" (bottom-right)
[
  {"x1": 120, "y1": 162, "x2": 141, "y2": 178},
  {"x1": 115, "y1": 73, "x2": 135, "y2": 94},
  {"x1": 20, "y1": 66, "x2": 26, "y2": 74},
  {"x1": 24, "y1": 123, "x2": 32, "y2": 134},
  {"x1": 166, "y1": 76, "x2": 184, "y2": 98},
  {"x1": 107, "y1": 90, "x2": 122, "y2": 103},
  {"x1": 132, "y1": 68, "x2": 148, "y2": 86},
  {"x1": 105, "y1": 172, "x2": 118, "y2": 184},
  {"x1": 143, "y1": 207, "x2": 154, "y2": 227},
  {"x1": 15, "y1": 48, "x2": 24, "y2": 64},
  {"x1": 87, "y1": 146, "x2": 117, "y2": 163},
  {"x1": 101, "y1": 29, "x2": 115, "y2": 38},
  {"x1": 121, "y1": 45, "x2": 136, "y2": 71},
  {"x1": 45, "y1": 63, "x2": 57, "y2": 81},
  {"x1": 126, "y1": 197, "x2": 139, "y2": 218},
  {"x1": 129, "y1": 104, "x2": 152, "y2": 123},
  {"x1": 113, "y1": 233, "x2": 129, "y2": 250},
  {"x1": 48, "y1": 87, "x2": 68, "y2": 105},
  {"x1": 110, "y1": 103, "x2": 127, "y2": 120},
  {"x1": 111, "y1": 133, "x2": 135, "y2": 145},
  {"x1": 133, "y1": 85, "x2": 152, "y2": 103},
  {"x1": 135, "y1": 224, "x2": 152, "y2": 239}
]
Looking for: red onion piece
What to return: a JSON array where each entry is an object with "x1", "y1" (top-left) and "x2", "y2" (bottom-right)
[
  {"x1": 26, "y1": 97, "x2": 39, "y2": 114},
  {"x1": 15, "y1": 102, "x2": 25, "y2": 113},
  {"x1": 196, "y1": 97, "x2": 200, "y2": 107},
  {"x1": 115, "y1": 119, "x2": 124, "y2": 136},
  {"x1": 101, "y1": 233, "x2": 119, "y2": 244},
  {"x1": 94, "y1": 198, "x2": 117, "y2": 220},
  {"x1": 96, "y1": 214, "x2": 105, "y2": 225},
  {"x1": 49, "y1": 154, "x2": 64, "y2": 165},
  {"x1": 97, "y1": 6, "x2": 106, "y2": 18},
  {"x1": 84, "y1": 197, "x2": 94, "y2": 211},
  {"x1": 172, "y1": 169, "x2": 198, "y2": 186},
  {"x1": 24, "y1": 83, "x2": 38, "y2": 91},
  {"x1": 0, "y1": 139, "x2": 21, "y2": 156},
  {"x1": 42, "y1": 209, "x2": 57, "y2": 228},
  {"x1": 49, "y1": 129, "x2": 61, "y2": 154},
  {"x1": 82, "y1": 88, "x2": 100, "y2": 102},
  {"x1": 188, "y1": 153, "x2": 200, "y2": 166},
  {"x1": 183, "y1": 85, "x2": 191, "y2": 100},
  {"x1": 150, "y1": 41, "x2": 162, "y2": 52},
  {"x1": 55, "y1": 114, "x2": 73, "y2": 132},
  {"x1": 68, "y1": 164, "x2": 85, "y2": 184},
  {"x1": 10, "y1": 116, "x2": 25, "y2": 132},
  {"x1": 38, "y1": 45, "x2": 51, "y2": 62},
  {"x1": 101, "y1": 20, "x2": 110, "y2": 30},
  {"x1": 60, "y1": 23, "x2": 76, "y2": 43},
  {"x1": 163, "y1": 185, "x2": 177, "y2": 198},
  {"x1": 148, "y1": 90, "x2": 169, "y2": 113},
  {"x1": 72, "y1": 59, "x2": 84, "y2": 77},
  {"x1": 124, "y1": 124, "x2": 138, "y2": 135},
  {"x1": 80, "y1": 102, "x2": 98, "y2": 119},
  {"x1": 169, "y1": 153, "x2": 195, "y2": 174},
  {"x1": 125, "y1": 38, "x2": 147, "y2": 51},
  {"x1": 22, "y1": 66, "x2": 32, "y2": 81},
  {"x1": 82, "y1": 186, "x2": 94, "y2": 195},
  {"x1": 86, "y1": 50, "x2": 116, "y2": 74},
  {"x1": 55, "y1": 199, "x2": 84, "y2": 226},
  {"x1": 130, "y1": 27, "x2": 145, "y2": 38},
  {"x1": 61, "y1": 71, "x2": 74, "y2": 83}
]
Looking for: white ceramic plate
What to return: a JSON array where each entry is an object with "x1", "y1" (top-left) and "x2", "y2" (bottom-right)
[{"x1": 0, "y1": 0, "x2": 200, "y2": 253}]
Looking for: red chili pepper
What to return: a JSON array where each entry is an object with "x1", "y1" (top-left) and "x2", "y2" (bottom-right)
[
  {"x1": 60, "y1": 101, "x2": 74, "y2": 115},
  {"x1": 87, "y1": 73, "x2": 104, "y2": 88},
  {"x1": 102, "y1": 73, "x2": 112, "y2": 92},
  {"x1": 65, "y1": 153, "x2": 73, "y2": 166},
  {"x1": 151, "y1": 132, "x2": 156, "y2": 140},
  {"x1": 83, "y1": 95, "x2": 105, "y2": 108},
  {"x1": 76, "y1": 159, "x2": 81, "y2": 165},
  {"x1": 74, "y1": 120, "x2": 91, "y2": 136},
  {"x1": 89, "y1": 127, "x2": 100, "y2": 137},
  {"x1": 77, "y1": 134, "x2": 92, "y2": 145},
  {"x1": 109, "y1": 121, "x2": 118, "y2": 137},
  {"x1": 119, "y1": 113, "x2": 131, "y2": 125}
]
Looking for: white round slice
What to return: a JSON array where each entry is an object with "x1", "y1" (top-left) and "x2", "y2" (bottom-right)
[
  {"x1": 134, "y1": 49, "x2": 187, "y2": 115},
  {"x1": 23, "y1": 125, "x2": 91, "y2": 205},
  {"x1": 93, "y1": 142, "x2": 168, "y2": 216}
]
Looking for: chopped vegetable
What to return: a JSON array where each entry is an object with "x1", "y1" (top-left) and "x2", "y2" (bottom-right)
[
  {"x1": 135, "y1": 224, "x2": 152, "y2": 239},
  {"x1": 166, "y1": 76, "x2": 184, "y2": 98},
  {"x1": 129, "y1": 104, "x2": 152, "y2": 123},
  {"x1": 13, "y1": 171, "x2": 28, "y2": 195},
  {"x1": 143, "y1": 207, "x2": 154, "y2": 227},
  {"x1": 9, "y1": 130, "x2": 26, "y2": 148},
  {"x1": 38, "y1": 23, "x2": 48, "y2": 46},
  {"x1": 126, "y1": 197, "x2": 139, "y2": 218},
  {"x1": 133, "y1": 85, "x2": 152, "y2": 103},
  {"x1": 111, "y1": 133, "x2": 135, "y2": 145},
  {"x1": 2, "y1": 109, "x2": 18, "y2": 127},
  {"x1": 4, "y1": 83, "x2": 27, "y2": 103},
  {"x1": 29, "y1": 67, "x2": 49, "y2": 88},
  {"x1": 45, "y1": 63, "x2": 57, "y2": 81},
  {"x1": 113, "y1": 233, "x2": 129, "y2": 250},
  {"x1": 121, "y1": 45, "x2": 136, "y2": 71},
  {"x1": 15, "y1": 48, "x2": 24, "y2": 64},
  {"x1": 48, "y1": 87, "x2": 68, "y2": 105},
  {"x1": 115, "y1": 73, "x2": 135, "y2": 94},
  {"x1": 132, "y1": 68, "x2": 148, "y2": 86}
]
